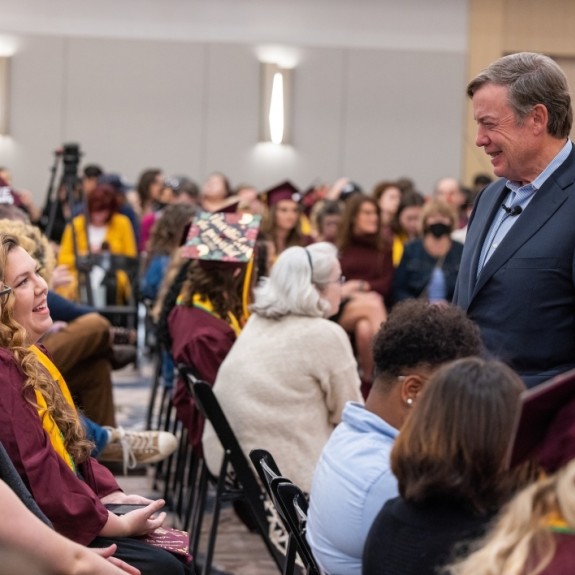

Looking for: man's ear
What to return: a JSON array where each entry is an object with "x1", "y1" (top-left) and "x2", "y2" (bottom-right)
[
  {"x1": 400, "y1": 374, "x2": 426, "y2": 405},
  {"x1": 531, "y1": 103, "x2": 549, "y2": 136}
]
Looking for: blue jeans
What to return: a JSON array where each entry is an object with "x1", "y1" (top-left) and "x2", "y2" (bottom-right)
[
  {"x1": 162, "y1": 350, "x2": 175, "y2": 389},
  {"x1": 82, "y1": 415, "x2": 109, "y2": 456}
]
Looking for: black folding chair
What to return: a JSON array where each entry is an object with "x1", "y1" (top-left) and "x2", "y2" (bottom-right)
[
  {"x1": 273, "y1": 481, "x2": 321, "y2": 575},
  {"x1": 152, "y1": 361, "x2": 199, "y2": 528},
  {"x1": 77, "y1": 253, "x2": 141, "y2": 330},
  {"x1": 250, "y1": 449, "x2": 303, "y2": 575},
  {"x1": 249, "y1": 448, "x2": 283, "y2": 498},
  {"x1": 171, "y1": 364, "x2": 206, "y2": 535},
  {"x1": 190, "y1": 378, "x2": 286, "y2": 575}
]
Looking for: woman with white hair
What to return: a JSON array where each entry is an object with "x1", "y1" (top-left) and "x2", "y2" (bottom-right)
[{"x1": 202, "y1": 242, "x2": 363, "y2": 493}]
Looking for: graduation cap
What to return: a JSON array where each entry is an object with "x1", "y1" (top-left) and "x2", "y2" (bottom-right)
[
  {"x1": 508, "y1": 368, "x2": 575, "y2": 473},
  {"x1": 180, "y1": 211, "x2": 261, "y2": 263},
  {"x1": 262, "y1": 180, "x2": 302, "y2": 207}
]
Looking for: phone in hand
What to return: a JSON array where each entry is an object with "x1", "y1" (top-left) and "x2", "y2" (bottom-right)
[{"x1": 105, "y1": 503, "x2": 149, "y2": 515}]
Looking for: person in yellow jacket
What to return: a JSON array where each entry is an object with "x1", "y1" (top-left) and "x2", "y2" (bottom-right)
[{"x1": 57, "y1": 183, "x2": 137, "y2": 305}]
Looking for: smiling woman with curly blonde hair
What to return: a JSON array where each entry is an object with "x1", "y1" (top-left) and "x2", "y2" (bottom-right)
[{"x1": 0, "y1": 234, "x2": 187, "y2": 575}]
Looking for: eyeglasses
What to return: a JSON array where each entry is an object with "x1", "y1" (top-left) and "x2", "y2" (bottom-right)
[
  {"x1": 326, "y1": 275, "x2": 346, "y2": 285},
  {"x1": 0, "y1": 285, "x2": 12, "y2": 298}
]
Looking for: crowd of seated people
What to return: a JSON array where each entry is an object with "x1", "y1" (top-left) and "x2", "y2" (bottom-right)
[{"x1": 9, "y1": 160, "x2": 571, "y2": 575}]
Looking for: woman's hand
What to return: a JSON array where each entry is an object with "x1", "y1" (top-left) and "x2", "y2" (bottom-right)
[
  {"x1": 100, "y1": 498, "x2": 167, "y2": 538},
  {"x1": 92, "y1": 545, "x2": 141, "y2": 574},
  {"x1": 119, "y1": 499, "x2": 167, "y2": 537},
  {"x1": 101, "y1": 491, "x2": 154, "y2": 505}
]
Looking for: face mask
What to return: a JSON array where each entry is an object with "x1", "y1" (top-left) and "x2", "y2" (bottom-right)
[{"x1": 427, "y1": 222, "x2": 451, "y2": 238}]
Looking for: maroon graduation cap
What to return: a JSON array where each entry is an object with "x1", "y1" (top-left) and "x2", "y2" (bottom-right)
[
  {"x1": 262, "y1": 180, "x2": 301, "y2": 207},
  {"x1": 508, "y1": 368, "x2": 575, "y2": 473}
]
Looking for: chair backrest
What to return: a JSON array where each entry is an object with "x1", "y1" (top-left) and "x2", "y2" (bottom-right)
[
  {"x1": 249, "y1": 448, "x2": 283, "y2": 499},
  {"x1": 273, "y1": 482, "x2": 321, "y2": 575},
  {"x1": 250, "y1": 449, "x2": 315, "y2": 574},
  {"x1": 192, "y1": 381, "x2": 266, "y2": 513},
  {"x1": 190, "y1": 379, "x2": 285, "y2": 569},
  {"x1": 177, "y1": 363, "x2": 202, "y2": 397},
  {"x1": 77, "y1": 253, "x2": 141, "y2": 310}
]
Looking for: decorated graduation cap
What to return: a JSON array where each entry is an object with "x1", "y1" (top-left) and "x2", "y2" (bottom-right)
[
  {"x1": 263, "y1": 180, "x2": 302, "y2": 207},
  {"x1": 180, "y1": 211, "x2": 261, "y2": 263},
  {"x1": 508, "y1": 368, "x2": 575, "y2": 473}
]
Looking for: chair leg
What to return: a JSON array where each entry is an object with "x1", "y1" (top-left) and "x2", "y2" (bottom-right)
[
  {"x1": 151, "y1": 390, "x2": 173, "y2": 492},
  {"x1": 145, "y1": 349, "x2": 163, "y2": 429},
  {"x1": 189, "y1": 460, "x2": 209, "y2": 560},
  {"x1": 283, "y1": 536, "x2": 297, "y2": 575},
  {"x1": 182, "y1": 453, "x2": 201, "y2": 532},
  {"x1": 162, "y1": 417, "x2": 182, "y2": 506},
  {"x1": 173, "y1": 428, "x2": 191, "y2": 520},
  {"x1": 201, "y1": 457, "x2": 229, "y2": 575}
]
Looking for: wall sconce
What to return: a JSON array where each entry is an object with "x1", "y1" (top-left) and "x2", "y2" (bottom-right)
[
  {"x1": 0, "y1": 57, "x2": 9, "y2": 136},
  {"x1": 260, "y1": 62, "x2": 293, "y2": 145}
]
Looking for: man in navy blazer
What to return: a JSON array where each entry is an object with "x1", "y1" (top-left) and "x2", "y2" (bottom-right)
[{"x1": 453, "y1": 52, "x2": 575, "y2": 388}]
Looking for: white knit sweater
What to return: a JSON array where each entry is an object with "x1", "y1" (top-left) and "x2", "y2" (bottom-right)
[{"x1": 202, "y1": 313, "x2": 363, "y2": 493}]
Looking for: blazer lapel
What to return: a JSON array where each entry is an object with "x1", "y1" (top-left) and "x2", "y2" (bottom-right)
[
  {"x1": 462, "y1": 180, "x2": 508, "y2": 305},
  {"x1": 472, "y1": 172, "x2": 572, "y2": 299}
]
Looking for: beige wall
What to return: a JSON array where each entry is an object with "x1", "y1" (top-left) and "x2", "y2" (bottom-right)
[
  {"x1": 0, "y1": 34, "x2": 465, "y2": 200},
  {"x1": 465, "y1": 0, "x2": 575, "y2": 184},
  {"x1": 0, "y1": 1, "x2": 469, "y2": 202}
]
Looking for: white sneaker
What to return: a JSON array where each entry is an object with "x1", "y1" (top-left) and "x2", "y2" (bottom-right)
[{"x1": 99, "y1": 427, "x2": 178, "y2": 475}]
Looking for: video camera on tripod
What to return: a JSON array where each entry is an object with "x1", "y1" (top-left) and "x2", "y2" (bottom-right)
[
  {"x1": 40, "y1": 142, "x2": 83, "y2": 244},
  {"x1": 61, "y1": 143, "x2": 82, "y2": 181},
  {"x1": 39, "y1": 142, "x2": 101, "y2": 304}
]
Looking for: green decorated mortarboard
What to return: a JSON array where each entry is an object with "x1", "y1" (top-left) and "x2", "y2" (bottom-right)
[{"x1": 180, "y1": 211, "x2": 261, "y2": 263}]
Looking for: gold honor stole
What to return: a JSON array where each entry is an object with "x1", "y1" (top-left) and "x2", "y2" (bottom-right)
[
  {"x1": 547, "y1": 511, "x2": 575, "y2": 535},
  {"x1": 29, "y1": 345, "x2": 77, "y2": 473},
  {"x1": 177, "y1": 293, "x2": 242, "y2": 336}
]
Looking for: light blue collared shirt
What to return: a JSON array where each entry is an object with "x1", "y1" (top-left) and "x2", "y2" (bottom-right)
[
  {"x1": 306, "y1": 402, "x2": 399, "y2": 575},
  {"x1": 478, "y1": 140, "x2": 572, "y2": 274}
]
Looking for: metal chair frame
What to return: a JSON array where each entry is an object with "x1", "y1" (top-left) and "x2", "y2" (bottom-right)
[{"x1": 189, "y1": 378, "x2": 286, "y2": 575}]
